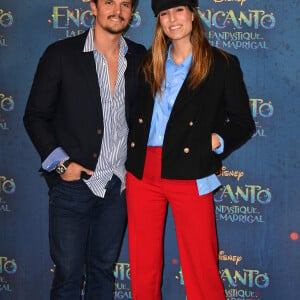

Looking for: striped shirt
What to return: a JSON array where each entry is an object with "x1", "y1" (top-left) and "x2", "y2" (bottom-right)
[{"x1": 83, "y1": 28, "x2": 128, "y2": 197}]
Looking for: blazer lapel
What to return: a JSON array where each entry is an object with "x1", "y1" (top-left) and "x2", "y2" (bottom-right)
[
  {"x1": 79, "y1": 51, "x2": 103, "y2": 118},
  {"x1": 124, "y1": 50, "x2": 137, "y2": 123},
  {"x1": 170, "y1": 73, "x2": 208, "y2": 118},
  {"x1": 170, "y1": 76, "x2": 196, "y2": 116}
]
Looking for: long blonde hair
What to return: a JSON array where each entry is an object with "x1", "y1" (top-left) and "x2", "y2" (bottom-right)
[{"x1": 143, "y1": 7, "x2": 214, "y2": 96}]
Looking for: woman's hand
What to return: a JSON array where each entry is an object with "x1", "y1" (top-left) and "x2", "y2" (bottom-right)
[{"x1": 211, "y1": 133, "x2": 221, "y2": 151}]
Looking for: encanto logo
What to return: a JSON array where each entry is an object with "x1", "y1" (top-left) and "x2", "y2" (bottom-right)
[
  {"x1": 0, "y1": 176, "x2": 16, "y2": 213},
  {"x1": 214, "y1": 184, "x2": 271, "y2": 224},
  {"x1": 49, "y1": 6, "x2": 94, "y2": 38},
  {"x1": 129, "y1": 12, "x2": 141, "y2": 28},
  {"x1": 215, "y1": 162, "x2": 273, "y2": 224},
  {"x1": 113, "y1": 263, "x2": 132, "y2": 299},
  {"x1": 221, "y1": 268, "x2": 269, "y2": 298},
  {"x1": 0, "y1": 93, "x2": 15, "y2": 131},
  {"x1": 0, "y1": 257, "x2": 17, "y2": 293},
  {"x1": 250, "y1": 98, "x2": 274, "y2": 138},
  {"x1": 200, "y1": 6, "x2": 276, "y2": 50},
  {"x1": 219, "y1": 251, "x2": 269, "y2": 299},
  {"x1": 0, "y1": 9, "x2": 13, "y2": 28},
  {"x1": 199, "y1": 9, "x2": 276, "y2": 30},
  {"x1": 176, "y1": 251, "x2": 268, "y2": 299},
  {"x1": 250, "y1": 99, "x2": 274, "y2": 119},
  {"x1": 215, "y1": 204, "x2": 264, "y2": 223},
  {"x1": 50, "y1": 6, "x2": 142, "y2": 38},
  {"x1": 214, "y1": 184, "x2": 271, "y2": 205},
  {"x1": 0, "y1": 9, "x2": 13, "y2": 47}
]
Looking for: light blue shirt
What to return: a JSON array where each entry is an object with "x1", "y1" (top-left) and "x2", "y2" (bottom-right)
[{"x1": 147, "y1": 45, "x2": 224, "y2": 195}]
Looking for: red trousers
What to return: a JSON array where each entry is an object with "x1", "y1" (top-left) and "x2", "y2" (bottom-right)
[{"x1": 126, "y1": 147, "x2": 226, "y2": 300}]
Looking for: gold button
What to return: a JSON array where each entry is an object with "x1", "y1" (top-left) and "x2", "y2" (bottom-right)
[
  {"x1": 184, "y1": 147, "x2": 190, "y2": 154},
  {"x1": 130, "y1": 142, "x2": 135, "y2": 148},
  {"x1": 138, "y1": 118, "x2": 143, "y2": 124},
  {"x1": 97, "y1": 129, "x2": 102, "y2": 135},
  {"x1": 189, "y1": 121, "x2": 194, "y2": 126}
]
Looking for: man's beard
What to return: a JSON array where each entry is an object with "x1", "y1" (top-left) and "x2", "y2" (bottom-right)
[
  {"x1": 103, "y1": 26, "x2": 126, "y2": 35},
  {"x1": 104, "y1": 15, "x2": 128, "y2": 34}
]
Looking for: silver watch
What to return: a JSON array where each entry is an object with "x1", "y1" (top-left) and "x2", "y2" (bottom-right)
[{"x1": 55, "y1": 159, "x2": 71, "y2": 175}]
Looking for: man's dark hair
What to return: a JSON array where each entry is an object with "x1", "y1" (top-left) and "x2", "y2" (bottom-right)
[{"x1": 92, "y1": 0, "x2": 139, "y2": 11}]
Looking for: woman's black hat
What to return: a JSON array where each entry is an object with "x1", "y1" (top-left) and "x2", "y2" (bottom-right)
[{"x1": 151, "y1": 0, "x2": 198, "y2": 17}]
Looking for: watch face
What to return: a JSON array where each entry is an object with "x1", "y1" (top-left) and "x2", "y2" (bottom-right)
[{"x1": 55, "y1": 165, "x2": 66, "y2": 175}]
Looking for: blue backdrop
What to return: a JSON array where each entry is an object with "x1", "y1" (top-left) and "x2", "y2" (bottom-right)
[{"x1": 0, "y1": 1, "x2": 299, "y2": 299}]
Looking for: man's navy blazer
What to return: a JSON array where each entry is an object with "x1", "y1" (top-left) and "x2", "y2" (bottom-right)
[{"x1": 24, "y1": 30, "x2": 146, "y2": 187}]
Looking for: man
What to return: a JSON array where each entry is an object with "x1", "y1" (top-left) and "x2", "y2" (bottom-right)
[{"x1": 23, "y1": 0, "x2": 145, "y2": 299}]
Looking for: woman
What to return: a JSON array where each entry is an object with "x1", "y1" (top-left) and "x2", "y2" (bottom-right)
[{"x1": 125, "y1": 0, "x2": 256, "y2": 299}]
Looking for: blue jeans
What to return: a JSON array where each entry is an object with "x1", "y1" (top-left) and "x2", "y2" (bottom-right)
[{"x1": 48, "y1": 175, "x2": 127, "y2": 300}]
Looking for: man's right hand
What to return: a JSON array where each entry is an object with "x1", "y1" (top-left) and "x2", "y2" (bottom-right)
[{"x1": 60, "y1": 162, "x2": 94, "y2": 181}]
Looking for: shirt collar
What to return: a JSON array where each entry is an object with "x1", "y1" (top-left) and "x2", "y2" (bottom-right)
[
  {"x1": 166, "y1": 43, "x2": 192, "y2": 68},
  {"x1": 83, "y1": 28, "x2": 128, "y2": 56}
]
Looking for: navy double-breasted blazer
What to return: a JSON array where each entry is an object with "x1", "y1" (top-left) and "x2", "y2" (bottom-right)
[
  {"x1": 126, "y1": 48, "x2": 256, "y2": 180},
  {"x1": 24, "y1": 30, "x2": 146, "y2": 187}
]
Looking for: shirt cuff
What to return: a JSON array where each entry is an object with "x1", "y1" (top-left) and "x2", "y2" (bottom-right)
[
  {"x1": 213, "y1": 134, "x2": 224, "y2": 154},
  {"x1": 196, "y1": 175, "x2": 221, "y2": 195},
  {"x1": 42, "y1": 147, "x2": 69, "y2": 172}
]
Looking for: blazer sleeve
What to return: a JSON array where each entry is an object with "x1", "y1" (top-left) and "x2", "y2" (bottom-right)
[
  {"x1": 23, "y1": 44, "x2": 63, "y2": 162},
  {"x1": 214, "y1": 55, "x2": 256, "y2": 158}
]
